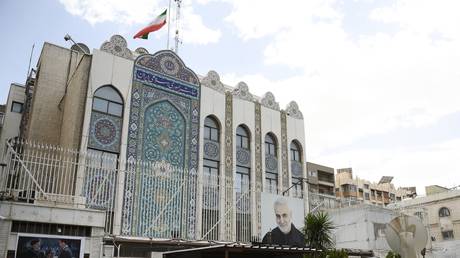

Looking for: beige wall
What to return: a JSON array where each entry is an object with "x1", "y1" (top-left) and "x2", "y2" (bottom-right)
[
  {"x1": 398, "y1": 190, "x2": 460, "y2": 243},
  {"x1": 59, "y1": 54, "x2": 92, "y2": 149},
  {"x1": 0, "y1": 84, "x2": 25, "y2": 157},
  {"x1": 27, "y1": 43, "x2": 89, "y2": 147}
]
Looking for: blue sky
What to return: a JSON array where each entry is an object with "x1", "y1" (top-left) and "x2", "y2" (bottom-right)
[{"x1": 1, "y1": 0, "x2": 459, "y2": 194}]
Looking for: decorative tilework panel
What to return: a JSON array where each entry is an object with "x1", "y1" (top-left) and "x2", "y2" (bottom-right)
[
  {"x1": 291, "y1": 161, "x2": 303, "y2": 178},
  {"x1": 143, "y1": 101, "x2": 186, "y2": 168},
  {"x1": 122, "y1": 51, "x2": 200, "y2": 239},
  {"x1": 88, "y1": 112, "x2": 122, "y2": 153},
  {"x1": 203, "y1": 140, "x2": 220, "y2": 161},
  {"x1": 236, "y1": 147, "x2": 251, "y2": 167}
]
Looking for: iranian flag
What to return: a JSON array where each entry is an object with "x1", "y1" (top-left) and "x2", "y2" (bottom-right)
[{"x1": 134, "y1": 9, "x2": 167, "y2": 39}]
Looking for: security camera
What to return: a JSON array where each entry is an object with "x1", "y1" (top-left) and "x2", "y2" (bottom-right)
[{"x1": 64, "y1": 34, "x2": 71, "y2": 41}]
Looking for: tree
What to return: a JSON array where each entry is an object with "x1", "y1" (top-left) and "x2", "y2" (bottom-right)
[{"x1": 303, "y1": 211, "x2": 335, "y2": 251}]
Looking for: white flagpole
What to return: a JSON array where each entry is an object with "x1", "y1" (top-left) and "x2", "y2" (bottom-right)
[{"x1": 167, "y1": 0, "x2": 172, "y2": 49}]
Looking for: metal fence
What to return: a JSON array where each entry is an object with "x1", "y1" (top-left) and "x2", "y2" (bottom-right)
[{"x1": 0, "y1": 139, "x2": 258, "y2": 242}]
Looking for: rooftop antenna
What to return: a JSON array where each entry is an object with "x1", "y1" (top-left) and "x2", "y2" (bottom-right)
[{"x1": 174, "y1": 0, "x2": 182, "y2": 54}]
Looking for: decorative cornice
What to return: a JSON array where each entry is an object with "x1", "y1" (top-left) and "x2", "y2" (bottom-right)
[
  {"x1": 134, "y1": 47, "x2": 149, "y2": 55},
  {"x1": 232, "y1": 82, "x2": 253, "y2": 101},
  {"x1": 286, "y1": 101, "x2": 303, "y2": 119},
  {"x1": 261, "y1": 91, "x2": 280, "y2": 110},
  {"x1": 201, "y1": 70, "x2": 225, "y2": 93},
  {"x1": 100, "y1": 35, "x2": 133, "y2": 60}
]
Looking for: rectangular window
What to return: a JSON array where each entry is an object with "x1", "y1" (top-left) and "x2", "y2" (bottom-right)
[
  {"x1": 442, "y1": 230, "x2": 454, "y2": 240},
  {"x1": 11, "y1": 101, "x2": 23, "y2": 113},
  {"x1": 108, "y1": 102, "x2": 123, "y2": 116},
  {"x1": 364, "y1": 184, "x2": 369, "y2": 189},
  {"x1": 93, "y1": 98, "x2": 108, "y2": 113},
  {"x1": 237, "y1": 135, "x2": 249, "y2": 149},
  {"x1": 365, "y1": 193, "x2": 370, "y2": 200},
  {"x1": 235, "y1": 166, "x2": 250, "y2": 193}
]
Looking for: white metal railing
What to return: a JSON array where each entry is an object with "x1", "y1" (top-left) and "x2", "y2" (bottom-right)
[{"x1": 1, "y1": 139, "x2": 308, "y2": 243}]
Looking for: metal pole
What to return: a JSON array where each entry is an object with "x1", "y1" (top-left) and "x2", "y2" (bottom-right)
[{"x1": 167, "y1": 0, "x2": 172, "y2": 49}]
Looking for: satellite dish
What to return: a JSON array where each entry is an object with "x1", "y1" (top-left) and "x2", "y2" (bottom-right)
[
  {"x1": 71, "y1": 43, "x2": 90, "y2": 54},
  {"x1": 385, "y1": 214, "x2": 428, "y2": 258}
]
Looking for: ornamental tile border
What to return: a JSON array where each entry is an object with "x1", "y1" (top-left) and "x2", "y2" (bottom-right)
[
  {"x1": 280, "y1": 111, "x2": 289, "y2": 193},
  {"x1": 224, "y1": 91, "x2": 233, "y2": 239},
  {"x1": 254, "y1": 101, "x2": 262, "y2": 238}
]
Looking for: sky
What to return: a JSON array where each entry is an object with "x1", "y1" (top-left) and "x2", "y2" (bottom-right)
[{"x1": 1, "y1": 0, "x2": 459, "y2": 195}]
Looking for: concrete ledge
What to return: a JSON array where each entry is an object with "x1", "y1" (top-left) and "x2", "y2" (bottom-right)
[{"x1": 0, "y1": 201, "x2": 106, "y2": 228}]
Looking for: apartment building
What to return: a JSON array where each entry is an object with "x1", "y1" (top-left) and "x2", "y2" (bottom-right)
[
  {"x1": 335, "y1": 168, "x2": 414, "y2": 206},
  {"x1": 306, "y1": 162, "x2": 335, "y2": 196}
]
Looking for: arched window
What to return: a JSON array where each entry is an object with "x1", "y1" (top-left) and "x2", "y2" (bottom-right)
[
  {"x1": 92, "y1": 85, "x2": 123, "y2": 117},
  {"x1": 202, "y1": 116, "x2": 221, "y2": 240},
  {"x1": 290, "y1": 141, "x2": 301, "y2": 162},
  {"x1": 85, "y1": 85, "x2": 124, "y2": 232},
  {"x1": 235, "y1": 125, "x2": 251, "y2": 242},
  {"x1": 204, "y1": 116, "x2": 219, "y2": 142},
  {"x1": 439, "y1": 207, "x2": 451, "y2": 217},
  {"x1": 236, "y1": 126, "x2": 250, "y2": 150},
  {"x1": 265, "y1": 133, "x2": 278, "y2": 193},
  {"x1": 290, "y1": 140, "x2": 303, "y2": 197}
]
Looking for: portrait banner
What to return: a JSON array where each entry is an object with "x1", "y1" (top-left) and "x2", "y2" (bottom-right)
[
  {"x1": 16, "y1": 234, "x2": 84, "y2": 258},
  {"x1": 261, "y1": 193, "x2": 305, "y2": 246}
]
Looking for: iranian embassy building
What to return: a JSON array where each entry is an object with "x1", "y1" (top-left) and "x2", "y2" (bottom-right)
[{"x1": 0, "y1": 35, "x2": 308, "y2": 258}]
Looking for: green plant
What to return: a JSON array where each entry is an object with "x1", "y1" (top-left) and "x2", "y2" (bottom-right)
[
  {"x1": 326, "y1": 249, "x2": 348, "y2": 258},
  {"x1": 385, "y1": 251, "x2": 401, "y2": 258},
  {"x1": 303, "y1": 211, "x2": 335, "y2": 251}
]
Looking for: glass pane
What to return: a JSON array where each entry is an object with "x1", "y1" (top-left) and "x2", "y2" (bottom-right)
[
  {"x1": 236, "y1": 126, "x2": 247, "y2": 136},
  {"x1": 11, "y1": 102, "x2": 23, "y2": 113},
  {"x1": 211, "y1": 128, "x2": 218, "y2": 141},
  {"x1": 108, "y1": 102, "x2": 123, "y2": 116},
  {"x1": 204, "y1": 127, "x2": 211, "y2": 140},
  {"x1": 94, "y1": 86, "x2": 123, "y2": 103},
  {"x1": 93, "y1": 98, "x2": 108, "y2": 112},
  {"x1": 205, "y1": 117, "x2": 218, "y2": 128},
  {"x1": 242, "y1": 137, "x2": 249, "y2": 149}
]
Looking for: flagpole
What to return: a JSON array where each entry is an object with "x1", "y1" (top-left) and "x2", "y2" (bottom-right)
[{"x1": 167, "y1": 0, "x2": 172, "y2": 49}]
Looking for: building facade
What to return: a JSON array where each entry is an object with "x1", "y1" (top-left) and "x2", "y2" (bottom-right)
[
  {"x1": 335, "y1": 168, "x2": 413, "y2": 206},
  {"x1": 0, "y1": 83, "x2": 25, "y2": 158},
  {"x1": 0, "y1": 35, "x2": 308, "y2": 257}
]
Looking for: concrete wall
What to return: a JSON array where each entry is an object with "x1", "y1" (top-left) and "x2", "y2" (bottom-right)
[
  {"x1": 59, "y1": 54, "x2": 92, "y2": 149},
  {"x1": 27, "y1": 43, "x2": 87, "y2": 146},
  {"x1": 328, "y1": 204, "x2": 397, "y2": 252},
  {"x1": 0, "y1": 201, "x2": 106, "y2": 258},
  {"x1": 0, "y1": 83, "x2": 25, "y2": 158}
]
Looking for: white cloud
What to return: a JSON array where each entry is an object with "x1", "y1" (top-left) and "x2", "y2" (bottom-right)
[
  {"x1": 180, "y1": 0, "x2": 222, "y2": 45},
  {"x1": 59, "y1": 0, "x2": 159, "y2": 25},
  {"x1": 59, "y1": 0, "x2": 221, "y2": 45},
  {"x1": 222, "y1": 0, "x2": 460, "y2": 188}
]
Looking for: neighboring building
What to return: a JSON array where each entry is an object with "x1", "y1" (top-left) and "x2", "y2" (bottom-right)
[
  {"x1": 390, "y1": 189, "x2": 460, "y2": 256},
  {"x1": 426, "y1": 185, "x2": 450, "y2": 196},
  {"x1": 0, "y1": 35, "x2": 309, "y2": 258},
  {"x1": 335, "y1": 168, "x2": 413, "y2": 206},
  {"x1": 328, "y1": 204, "x2": 398, "y2": 258},
  {"x1": 0, "y1": 104, "x2": 5, "y2": 135},
  {"x1": 306, "y1": 162, "x2": 335, "y2": 196},
  {"x1": 306, "y1": 162, "x2": 337, "y2": 211},
  {"x1": 0, "y1": 83, "x2": 25, "y2": 158}
]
